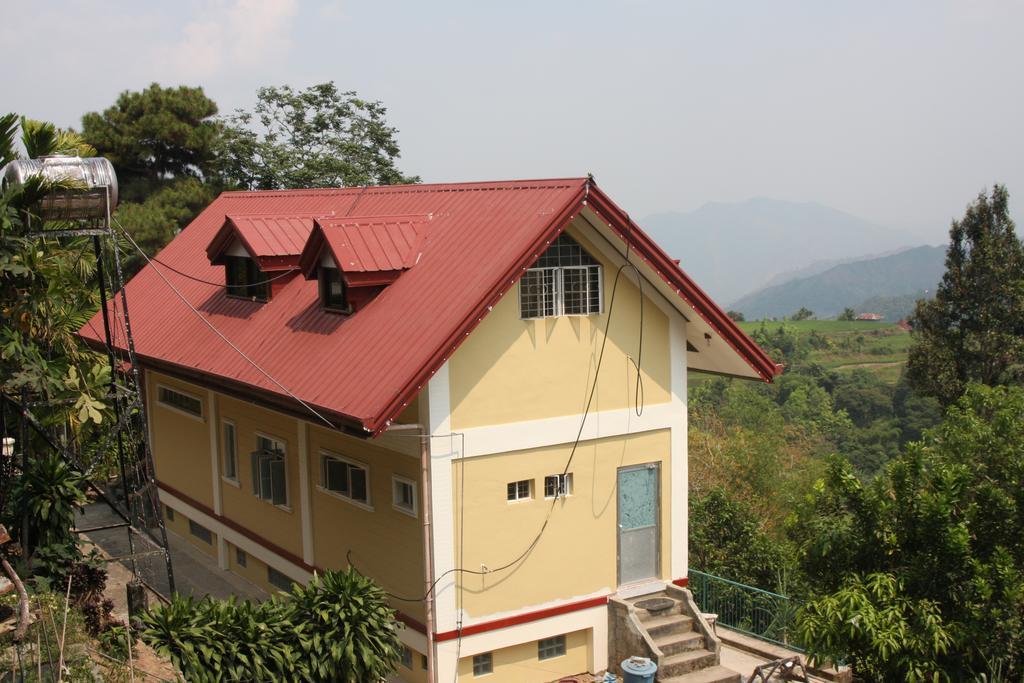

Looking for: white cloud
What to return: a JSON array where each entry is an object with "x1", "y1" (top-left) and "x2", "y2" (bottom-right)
[{"x1": 163, "y1": 0, "x2": 299, "y2": 79}]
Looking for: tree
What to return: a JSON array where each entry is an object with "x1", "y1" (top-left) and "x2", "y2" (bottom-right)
[
  {"x1": 837, "y1": 307, "x2": 856, "y2": 321},
  {"x1": 80, "y1": 84, "x2": 221, "y2": 202},
  {"x1": 907, "y1": 186, "x2": 1024, "y2": 406},
  {"x1": 216, "y1": 82, "x2": 420, "y2": 190},
  {"x1": 790, "y1": 384, "x2": 1024, "y2": 679},
  {"x1": 726, "y1": 309, "x2": 745, "y2": 322},
  {"x1": 791, "y1": 307, "x2": 814, "y2": 321},
  {"x1": 690, "y1": 487, "x2": 783, "y2": 589}
]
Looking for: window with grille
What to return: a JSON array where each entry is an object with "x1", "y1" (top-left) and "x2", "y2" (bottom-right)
[
  {"x1": 188, "y1": 520, "x2": 212, "y2": 544},
  {"x1": 222, "y1": 421, "x2": 238, "y2": 481},
  {"x1": 519, "y1": 234, "x2": 602, "y2": 319},
  {"x1": 400, "y1": 646, "x2": 413, "y2": 669},
  {"x1": 225, "y1": 255, "x2": 270, "y2": 301},
  {"x1": 321, "y1": 453, "x2": 370, "y2": 505},
  {"x1": 267, "y1": 566, "x2": 292, "y2": 592},
  {"x1": 157, "y1": 386, "x2": 202, "y2": 418},
  {"x1": 544, "y1": 473, "x2": 573, "y2": 499},
  {"x1": 472, "y1": 653, "x2": 493, "y2": 676},
  {"x1": 392, "y1": 476, "x2": 417, "y2": 516},
  {"x1": 538, "y1": 635, "x2": 566, "y2": 660},
  {"x1": 251, "y1": 435, "x2": 288, "y2": 506},
  {"x1": 507, "y1": 479, "x2": 532, "y2": 502}
]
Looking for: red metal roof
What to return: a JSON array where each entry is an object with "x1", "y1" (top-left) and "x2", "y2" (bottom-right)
[
  {"x1": 79, "y1": 178, "x2": 778, "y2": 436},
  {"x1": 207, "y1": 214, "x2": 317, "y2": 270},
  {"x1": 316, "y1": 214, "x2": 428, "y2": 273}
]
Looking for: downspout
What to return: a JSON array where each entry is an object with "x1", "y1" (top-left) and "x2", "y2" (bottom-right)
[{"x1": 388, "y1": 423, "x2": 436, "y2": 683}]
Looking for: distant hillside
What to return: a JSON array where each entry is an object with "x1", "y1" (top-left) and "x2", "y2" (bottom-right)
[
  {"x1": 853, "y1": 291, "x2": 931, "y2": 322},
  {"x1": 642, "y1": 198, "x2": 920, "y2": 303},
  {"x1": 730, "y1": 245, "x2": 945, "y2": 319}
]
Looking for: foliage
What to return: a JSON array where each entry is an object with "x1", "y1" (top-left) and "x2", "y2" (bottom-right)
[
  {"x1": 215, "y1": 82, "x2": 419, "y2": 190},
  {"x1": 789, "y1": 384, "x2": 1024, "y2": 679},
  {"x1": 797, "y1": 573, "x2": 953, "y2": 682},
  {"x1": 80, "y1": 83, "x2": 221, "y2": 202},
  {"x1": 838, "y1": 306, "x2": 856, "y2": 321},
  {"x1": 9, "y1": 449, "x2": 87, "y2": 551},
  {"x1": 141, "y1": 567, "x2": 402, "y2": 682},
  {"x1": 726, "y1": 309, "x2": 745, "y2": 321},
  {"x1": 907, "y1": 185, "x2": 1024, "y2": 406},
  {"x1": 790, "y1": 306, "x2": 815, "y2": 321},
  {"x1": 690, "y1": 487, "x2": 783, "y2": 589}
]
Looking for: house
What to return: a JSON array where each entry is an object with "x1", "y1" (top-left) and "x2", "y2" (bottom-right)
[
  {"x1": 855, "y1": 313, "x2": 883, "y2": 321},
  {"x1": 80, "y1": 177, "x2": 779, "y2": 682}
]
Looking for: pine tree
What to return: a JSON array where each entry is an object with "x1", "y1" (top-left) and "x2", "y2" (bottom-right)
[{"x1": 907, "y1": 185, "x2": 1024, "y2": 405}]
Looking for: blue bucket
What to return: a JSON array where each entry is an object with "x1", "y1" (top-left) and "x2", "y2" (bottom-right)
[{"x1": 621, "y1": 656, "x2": 658, "y2": 683}]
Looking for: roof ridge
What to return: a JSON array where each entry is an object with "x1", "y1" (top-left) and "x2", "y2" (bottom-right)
[{"x1": 219, "y1": 177, "x2": 587, "y2": 198}]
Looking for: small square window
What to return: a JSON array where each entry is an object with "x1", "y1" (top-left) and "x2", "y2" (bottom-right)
[
  {"x1": 544, "y1": 473, "x2": 573, "y2": 499},
  {"x1": 400, "y1": 646, "x2": 413, "y2": 669},
  {"x1": 188, "y1": 520, "x2": 212, "y2": 544},
  {"x1": 319, "y1": 267, "x2": 350, "y2": 312},
  {"x1": 165, "y1": 506, "x2": 174, "y2": 521},
  {"x1": 267, "y1": 566, "x2": 292, "y2": 592},
  {"x1": 472, "y1": 653, "x2": 493, "y2": 676},
  {"x1": 393, "y1": 477, "x2": 417, "y2": 516},
  {"x1": 235, "y1": 548, "x2": 247, "y2": 568},
  {"x1": 538, "y1": 635, "x2": 566, "y2": 660},
  {"x1": 506, "y1": 479, "x2": 532, "y2": 502}
]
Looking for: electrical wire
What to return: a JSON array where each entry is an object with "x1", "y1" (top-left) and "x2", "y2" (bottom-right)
[{"x1": 113, "y1": 219, "x2": 336, "y2": 429}]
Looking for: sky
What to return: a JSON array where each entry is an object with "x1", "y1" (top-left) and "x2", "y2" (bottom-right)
[{"x1": 4, "y1": 0, "x2": 1023, "y2": 244}]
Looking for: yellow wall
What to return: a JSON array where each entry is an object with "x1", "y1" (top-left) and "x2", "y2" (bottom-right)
[
  {"x1": 454, "y1": 429, "x2": 671, "y2": 618},
  {"x1": 308, "y1": 423, "x2": 426, "y2": 624},
  {"x1": 449, "y1": 222, "x2": 671, "y2": 430},
  {"x1": 148, "y1": 372, "x2": 214, "y2": 509},
  {"x1": 396, "y1": 646, "x2": 428, "y2": 683},
  {"x1": 456, "y1": 629, "x2": 590, "y2": 682},
  {"x1": 215, "y1": 392, "x2": 304, "y2": 559}
]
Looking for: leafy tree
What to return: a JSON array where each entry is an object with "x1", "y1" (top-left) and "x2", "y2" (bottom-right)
[
  {"x1": 832, "y1": 370, "x2": 893, "y2": 428},
  {"x1": 690, "y1": 487, "x2": 784, "y2": 589},
  {"x1": 907, "y1": 186, "x2": 1024, "y2": 406},
  {"x1": 791, "y1": 307, "x2": 815, "y2": 321},
  {"x1": 837, "y1": 307, "x2": 856, "y2": 321},
  {"x1": 80, "y1": 83, "x2": 221, "y2": 202},
  {"x1": 726, "y1": 309, "x2": 745, "y2": 321},
  {"x1": 216, "y1": 82, "x2": 420, "y2": 190},
  {"x1": 789, "y1": 384, "x2": 1024, "y2": 679}
]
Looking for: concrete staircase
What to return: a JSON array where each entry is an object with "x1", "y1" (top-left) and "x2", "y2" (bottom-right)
[{"x1": 609, "y1": 586, "x2": 740, "y2": 683}]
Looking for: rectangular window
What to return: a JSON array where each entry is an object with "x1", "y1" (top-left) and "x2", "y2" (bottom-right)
[
  {"x1": 321, "y1": 453, "x2": 370, "y2": 505},
  {"x1": 506, "y1": 479, "x2": 532, "y2": 502},
  {"x1": 319, "y1": 267, "x2": 349, "y2": 312},
  {"x1": 544, "y1": 473, "x2": 573, "y2": 499},
  {"x1": 165, "y1": 505, "x2": 174, "y2": 521},
  {"x1": 225, "y1": 256, "x2": 269, "y2": 301},
  {"x1": 235, "y1": 548, "x2": 247, "y2": 568},
  {"x1": 472, "y1": 653, "x2": 493, "y2": 676},
  {"x1": 400, "y1": 646, "x2": 413, "y2": 669},
  {"x1": 157, "y1": 386, "x2": 202, "y2": 418},
  {"x1": 519, "y1": 268, "x2": 556, "y2": 318},
  {"x1": 538, "y1": 635, "x2": 566, "y2": 660},
  {"x1": 267, "y1": 566, "x2": 292, "y2": 592},
  {"x1": 251, "y1": 436, "x2": 288, "y2": 507},
  {"x1": 188, "y1": 520, "x2": 212, "y2": 544},
  {"x1": 222, "y1": 421, "x2": 237, "y2": 481},
  {"x1": 421, "y1": 654, "x2": 428, "y2": 671},
  {"x1": 392, "y1": 477, "x2": 417, "y2": 516}
]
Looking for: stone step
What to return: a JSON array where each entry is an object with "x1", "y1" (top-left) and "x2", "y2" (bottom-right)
[
  {"x1": 658, "y1": 649, "x2": 718, "y2": 679},
  {"x1": 635, "y1": 599, "x2": 686, "y2": 621},
  {"x1": 659, "y1": 664, "x2": 742, "y2": 683},
  {"x1": 653, "y1": 630, "x2": 705, "y2": 656},
  {"x1": 644, "y1": 614, "x2": 695, "y2": 639}
]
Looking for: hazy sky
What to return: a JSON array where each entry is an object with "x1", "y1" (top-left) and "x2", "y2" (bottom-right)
[{"x1": 4, "y1": 1, "x2": 1022, "y2": 243}]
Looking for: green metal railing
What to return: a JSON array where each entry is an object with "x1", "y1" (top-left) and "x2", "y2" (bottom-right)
[{"x1": 688, "y1": 569, "x2": 805, "y2": 651}]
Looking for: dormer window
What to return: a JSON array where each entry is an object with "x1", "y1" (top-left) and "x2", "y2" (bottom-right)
[
  {"x1": 319, "y1": 267, "x2": 350, "y2": 313},
  {"x1": 520, "y1": 233, "x2": 602, "y2": 319},
  {"x1": 225, "y1": 256, "x2": 269, "y2": 301}
]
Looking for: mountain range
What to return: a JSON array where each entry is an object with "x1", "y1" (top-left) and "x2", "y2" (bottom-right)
[
  {"x1": 641, "y1": 198, "x2": 923, "y2": 304},
  {"x1": 727, "y1": 245, "x2": 946, "y2": 319}
]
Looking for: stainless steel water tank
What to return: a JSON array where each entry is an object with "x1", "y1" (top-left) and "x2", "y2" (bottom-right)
[{"x1": 1, "y1": 155, "x2": 118, "y2": 220}]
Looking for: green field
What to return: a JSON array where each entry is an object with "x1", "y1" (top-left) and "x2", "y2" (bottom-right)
[{"x1": 740, "y1": 319, "x2": 911, "y2": 383}]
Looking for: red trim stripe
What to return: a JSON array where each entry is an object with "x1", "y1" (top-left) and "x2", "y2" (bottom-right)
[
  {"x1": 433, "y1": 596, "x2": 608, "y2": 642},
  {"x1": 672, "y1": 577, "x2": 689, "y2": 588}
]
